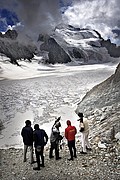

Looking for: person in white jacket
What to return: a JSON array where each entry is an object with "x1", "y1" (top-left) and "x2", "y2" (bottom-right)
[{"x1": 78, "y1": 113, "x2": 92, "y2": 154}]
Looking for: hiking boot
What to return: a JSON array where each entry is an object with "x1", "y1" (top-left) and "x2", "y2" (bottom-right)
[
  {"x1": 49, "y1": 156, "x2": 54, "y2": 159},
  {"x1": 86, "y1": 147, "x2": 92, "y2": 151},
  {"x1": 80, "y1": 151, "x2": 87, "y2": 154},
  {"x1": 31, "y1": 161, "x2": 36, "y2": 164},
  {"x1": 68, "y1": 158, "x2": 73, "y2": 161},
  {"x1": 56, "y1": 157, "x2": 62, "y2": 160},
  {"x1": 33, "y1": 167, "x2": 40, "y2": 170}
]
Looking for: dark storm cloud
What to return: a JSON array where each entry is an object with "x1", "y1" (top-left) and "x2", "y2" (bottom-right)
[
  {"x1": 0, "y1": 0, "x2": 120, "y2": 43},
  {"x1": 0, "y1": 0, "x2": 61, "y2": 37}
]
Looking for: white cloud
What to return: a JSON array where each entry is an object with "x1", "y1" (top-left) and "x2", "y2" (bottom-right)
[
  {"x1": 1, "y1": 0, "x2": 120, "y2": 44},
  {"x1": 63, "y1": 0, "x2": 120, "y2": 43}
]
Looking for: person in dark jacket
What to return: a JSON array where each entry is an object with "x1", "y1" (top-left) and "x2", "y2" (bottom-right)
[
  {"x1": 33, "y1": 124, "x2": 48, "y2": 170},
  {"x1": 21, "y1": 120, "x2": 34, "y2": 164},
  {"x1": 65, "y1": 120, "x2": 77, "y2": 161},
  {"x1": 49, "y1": 117, "x2": 62, "y2": 160}
]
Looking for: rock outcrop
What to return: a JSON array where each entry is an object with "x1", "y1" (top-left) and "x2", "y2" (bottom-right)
[
  {"x1": 0, "y1": 30, "x2": 36, "y2": 65},
  {"x1": 52, "y1": 24, "x2": 118, "y2": 64},
  {"x1": 37, "y1": 24, "x2": 119, "y2": 65},
  {"x1": 3, "y1": 29, "x2": 18, "y2": 40},
  {"x1": 38, "y1": 34, "x2": 71, "y2": 64},
  {"x1": 101, "y1": 39, "x2": 120, "y2": 57}
]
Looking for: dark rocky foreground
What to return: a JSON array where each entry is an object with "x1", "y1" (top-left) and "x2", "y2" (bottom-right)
[{"x1": 0, "y1": 140, "x2": 119, "y2": 180}]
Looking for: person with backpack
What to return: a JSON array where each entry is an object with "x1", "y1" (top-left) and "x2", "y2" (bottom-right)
[
  {"x1": 65, "y1": 120, "x2": 77, "y2": 161},
  {"x1": 49, "y1": 117, "x2": 62, "y2": 160},
  {"x1": 33, "y1": 124, "x2": 48, "y2": 170},
  {"x1": 21, "y1": 120, "x2": 34, "y2": 164},
  {"x1": 78, "y1": 113, "x2": 92, "y2": 154}
]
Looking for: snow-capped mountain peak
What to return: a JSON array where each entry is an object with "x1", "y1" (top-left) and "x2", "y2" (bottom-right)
[{"x1": 0, "y1": 23, "x2": 120, "y2": 66}]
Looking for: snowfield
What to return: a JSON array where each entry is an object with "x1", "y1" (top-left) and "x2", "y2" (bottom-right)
[{"x1": 0, "y1": 56, "x2": 118, "y2": 148}]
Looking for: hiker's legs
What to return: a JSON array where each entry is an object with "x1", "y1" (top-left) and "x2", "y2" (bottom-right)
[
  {"x1": 23, "y1": 144, "x2": 28, "y2": 162},
  {"x1": 29, "y1": 145, "x2": 34, "y2": 163},
  {"x1": 49, "y1": 142, "x2": 54, "y2": 158},
  {"x1": 68, "y1": 141, "x2": 73, "y2": 159},
  {"x1": 55, "y1": 143, "x2": 60, "y2": 160},
  {"x1": 72, "y1": 140, "x2": 77, "y2": 157},
  {"x1": 85, "y1": 132, "x2": 91, "y2": 149},
  {"x1": 81, "y1": 133, "x2": 87, "y2": 152},
  {"x1": 40, "y1": 147, "x2": 44, "y2": 166},
  {"x1": 35, "y1": 149, "x2": 40, "y2": 169}
]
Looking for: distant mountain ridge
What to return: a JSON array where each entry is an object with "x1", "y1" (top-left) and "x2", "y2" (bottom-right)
[{"x1": 0, "y1": 24, "x2": 120, "y2": 65}]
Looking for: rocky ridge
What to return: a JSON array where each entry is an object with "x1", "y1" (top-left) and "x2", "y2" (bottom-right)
[{"x1": 76, "y1": 63, "x2": 120, "y2": 141}]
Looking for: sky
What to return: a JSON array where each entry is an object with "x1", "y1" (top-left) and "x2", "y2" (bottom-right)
[{"x1": 0, "y1": 0, "x2": 120, "y2": 43}]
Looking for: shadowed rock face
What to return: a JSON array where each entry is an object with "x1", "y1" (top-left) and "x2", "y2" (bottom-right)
[
  {"x1": 113, "y1": 63, "x2": 120, "y2": 83},
  {"x1": 76, "y1": 63, "x2": 120, "y2": 114},
  {"x1": 0, "y1": 32, "x2": 4, "y2": 38},
  {"x1": 0, "y1": 30, "x2": 18, "y2": 40},
  {"x1": 101, "y1": 39, "x2": 120, "y2": 57},
  {"x1": 39, "y1": 34, "x2": 71, "y2": 64},
  {"x1": 4, "y1": 29, "x2": 18, "y2": 40},
  {"x1": 0, "y1": 30, "x2": 36, "y2": 65}
]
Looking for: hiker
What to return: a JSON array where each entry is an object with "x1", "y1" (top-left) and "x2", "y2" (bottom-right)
[
  {"x1": 33, "y1": 124, "x2": 48, "y2": 170},
  {"x1": 78, "y1": 113, "x2": 92, "y2": 154},
  {"x1": 49, "y1": 117, "x2": 63, "y2": 160},
  {"x1": 21, "y1": 120, "x2": 34, "y2": 164},
  {"x1": 65, "y1": 120, "x2": 77, "y2": 160}
]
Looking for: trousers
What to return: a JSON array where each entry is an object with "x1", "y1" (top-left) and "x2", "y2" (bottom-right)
[
  {"x1": 35, "y1": 146, "x2": 44, "y2": 168},
  {"x1": 81, "y1": 131, "x2": 91, "y2": 152},
  {"x1": 49, "y1": 141, "x2": 60, "y2": 160},
  {"x1": 23, "y1": 144, "x2": 34, "y2": 163},
  {"x1": 68, "y1": 140, "x2": 76, "y2": 159}
]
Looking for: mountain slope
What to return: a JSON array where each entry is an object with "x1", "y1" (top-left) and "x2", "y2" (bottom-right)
[
  {"x1": 52, "y1": 24, "x2": 119, "y2": 64},
  {"x1": 76, "y1": 63, "x2": 120, "y2": 140}
]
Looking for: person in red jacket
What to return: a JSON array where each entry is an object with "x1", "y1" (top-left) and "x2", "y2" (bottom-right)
[{"x1": 65, "y1": 120, "x2": 77, "y2": 161}]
